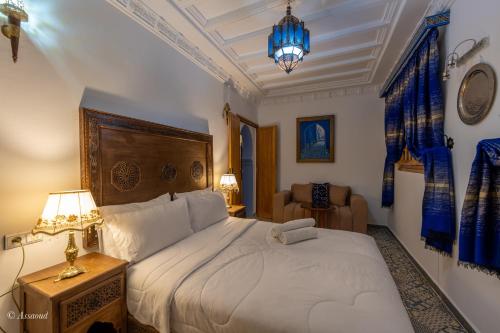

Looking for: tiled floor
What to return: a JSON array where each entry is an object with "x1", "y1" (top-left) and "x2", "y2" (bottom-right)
[{"x1": 368, "y1": 225, "x2": 473, "y2": 333}]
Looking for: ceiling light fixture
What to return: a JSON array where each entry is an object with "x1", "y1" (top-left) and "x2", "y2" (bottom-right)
[
  {"x1": 268, "y1": 0, "x2": 310, "y2": 74},
  {"x1": 0, "y1": 0, "x2": 28, "y2": 63}
]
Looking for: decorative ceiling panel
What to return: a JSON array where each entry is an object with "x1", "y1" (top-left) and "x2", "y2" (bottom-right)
[
  {"x1": 169, "y1": 0, "x2": 407, "y2": 96},
  {"x1": 107, "y1": 0, "x2": 436, "y2": 98}
]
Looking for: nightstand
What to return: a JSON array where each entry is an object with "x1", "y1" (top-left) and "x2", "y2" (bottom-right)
[
  {"x1": 18, "y1": 252, "x2": 128, "y2": 333},
  {"x1": 227, "y1": 205, "x2": 246, "y2": 218}
]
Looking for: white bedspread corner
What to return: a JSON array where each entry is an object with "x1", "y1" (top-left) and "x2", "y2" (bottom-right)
[{"x1": 127, "y1": 217, "x2": 256, "y2": 333}]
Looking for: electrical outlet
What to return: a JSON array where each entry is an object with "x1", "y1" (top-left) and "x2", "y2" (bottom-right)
[{"x1": 4, "y1": 231, "x2": 43, "y2": 250}]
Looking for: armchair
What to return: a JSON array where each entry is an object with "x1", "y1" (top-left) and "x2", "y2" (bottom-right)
[{"x1": 272, "y1": 183, "x2": 368, "y2": 234}]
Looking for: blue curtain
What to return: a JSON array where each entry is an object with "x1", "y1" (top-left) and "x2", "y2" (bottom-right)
[
  {"x1": 382, "y1": 28, "x2": 456, "y2": 255},
  {"x1": 459, "y1": 139, "x2": 500, "y2": 277},
  {"x1": 382, "y1": 83, "x2": 406, "y2": 207}
]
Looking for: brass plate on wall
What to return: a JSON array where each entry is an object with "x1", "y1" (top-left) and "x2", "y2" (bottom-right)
[{"x1": 458, "y1": 63, "x2": 496, "y2": 125}]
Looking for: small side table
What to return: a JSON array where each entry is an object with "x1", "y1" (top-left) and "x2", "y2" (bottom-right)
[
  {"x1": 301, "y1": 202, "x2": 335, "y2": 229},
  {"x1": 18, "y1": 252, "x2": 128, "y2": 333},
  {"x1": 228, "y1": 205, "x2": 246, "y2": 218}
]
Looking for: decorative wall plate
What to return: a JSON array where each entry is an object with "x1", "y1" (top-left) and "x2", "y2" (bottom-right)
[{"x1": 458, "y1": 63, "x2": 496, "y2": 125}]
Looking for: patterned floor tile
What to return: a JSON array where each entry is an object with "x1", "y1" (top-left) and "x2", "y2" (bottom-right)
[{"x1": 368, "y1": 226, "x2": 472, "y2": 333}]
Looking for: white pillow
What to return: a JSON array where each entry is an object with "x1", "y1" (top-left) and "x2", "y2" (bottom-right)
[
  {"x1": 173, "y1": 187, "x2": 212, "y2": 200},
  {"x1": 99, "y1": 192, "x2": 171, "y2": 215},
  {"x1": 98, "y1": 223, "x2": 121, "y2": 258},
  {"x1": 98, "y1": 193, "x2": 172, "y2": 255},
  {"x1": 105, "y1": 197, "x2": 193, "y2": 263},
  {"x1": 183, "y1": 191, "x2": 228, "y2": 232}
]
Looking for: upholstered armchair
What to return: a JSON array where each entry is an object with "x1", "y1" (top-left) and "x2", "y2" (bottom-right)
[{"x1": 272, "y1": 183, "x2": 368, "y2": 234}]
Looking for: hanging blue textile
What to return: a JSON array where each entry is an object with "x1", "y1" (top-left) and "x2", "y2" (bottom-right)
[
  {"x1": 382, "y1": 83, "x2": 405, "y2": 207},
  {"x1": 459, "y1": 139, "x2": 500, "y2": 277},
  {"x1": 381, "y1": 28, "x2": 456, "y2": 255},
  {"x1": 421, "y1": 146, "x2": 455, "y2": 255}
]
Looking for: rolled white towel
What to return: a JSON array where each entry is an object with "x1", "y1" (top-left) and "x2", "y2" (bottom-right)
[
  {"x1": 278, "y1": 227, "x2": 318, "y2": 245},
  {"x1": 271, "y1": 218, "x2": 316, "y2": 238}
]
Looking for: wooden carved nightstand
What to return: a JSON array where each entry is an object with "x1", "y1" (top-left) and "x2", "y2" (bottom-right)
[
  {"x1": 227, "y1": 205, "x2": 246, "y2": 218},
  {"x1": 18, "y1": 252, "x2": 128, "y2": 333}
]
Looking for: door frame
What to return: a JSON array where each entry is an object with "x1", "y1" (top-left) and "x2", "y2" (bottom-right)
[{"x1": 224, "y1": 103, "x2": 259, "y2": 209}]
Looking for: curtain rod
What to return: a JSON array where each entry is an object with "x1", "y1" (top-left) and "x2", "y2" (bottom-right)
[{"x1": 379, "y1": 11, "x2": 450, "y2": 98}]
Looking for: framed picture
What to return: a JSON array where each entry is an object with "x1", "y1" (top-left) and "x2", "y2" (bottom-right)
[{"x1": 296, "y1": 115, "x2": 335, "y2": 163}]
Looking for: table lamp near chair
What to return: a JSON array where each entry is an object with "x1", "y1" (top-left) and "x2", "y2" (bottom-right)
[
  {"x1": 219, "y1": 173, "x2": 239, "y2": 208},
  {"x1": 32, "y1": 190, "x2": 103, "y2": 281}
]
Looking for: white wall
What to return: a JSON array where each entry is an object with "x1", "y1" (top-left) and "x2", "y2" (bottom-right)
[
  {"x1": 258, "y1": 92, "x2": 388, "y2": 225},
  {"x1": 0, "y1": 1, "x2": 257, "y2": 331},
  {"x1": 388, "y1": 1, "x2": 500, "y2": 332}
]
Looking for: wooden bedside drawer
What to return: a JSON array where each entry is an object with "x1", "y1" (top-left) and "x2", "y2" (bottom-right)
[
  {"x1": 19, "y1": 253, "x2": 128, "y2": 333},
  {"x1": 60, "y1": 273, "x2": 124, "y2": 332}
]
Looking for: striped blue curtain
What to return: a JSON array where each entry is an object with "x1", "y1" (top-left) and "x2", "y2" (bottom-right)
[
  {"x1": 459, "y1": 139, "x2": 500, "y2": 277},
  {"x1": 382, "y1": 28, "x2": 456, "y2": 255},
  {"x1": 382, "y1": 83, "x2": 406, "y2": 207}
]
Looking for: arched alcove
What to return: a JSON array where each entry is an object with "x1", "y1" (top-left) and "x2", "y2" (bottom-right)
[{"x1": 240, "y1": 125, "x2": 254, "y2": 216}]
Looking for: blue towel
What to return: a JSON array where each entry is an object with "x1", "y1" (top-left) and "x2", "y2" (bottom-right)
[{"x1": 459, "y1": 139, "x2": 500, "y2": 277}]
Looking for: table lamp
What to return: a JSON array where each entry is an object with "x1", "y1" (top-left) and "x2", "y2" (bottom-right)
[
  {"x1": 32, "y1": 190, "x2": 103, "y2": 281},
  {"x1": 219, "y1": 173, "x2": 239, "y2": 208}
]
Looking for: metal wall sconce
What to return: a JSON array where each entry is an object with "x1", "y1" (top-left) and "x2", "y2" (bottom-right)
[
  {"x1": 442, "y1": 37, "x2": 489, "y2": 81},
  {"x1": 0, "y1": 0, "x2": 28, "y2": 63}
]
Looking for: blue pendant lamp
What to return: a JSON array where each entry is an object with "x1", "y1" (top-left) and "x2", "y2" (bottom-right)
[{"x1": 268, "y1": 0, "x2": 310, "y2": 74}]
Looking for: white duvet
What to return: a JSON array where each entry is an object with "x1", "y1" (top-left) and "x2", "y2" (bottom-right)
[{"x1": 127, "y1": 217, "x2": 414, "y2": 333}]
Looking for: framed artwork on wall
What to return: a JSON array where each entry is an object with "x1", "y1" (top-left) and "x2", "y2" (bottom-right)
[{"x1": 296, "y1": 115, "x2": 335, "y2": 163}]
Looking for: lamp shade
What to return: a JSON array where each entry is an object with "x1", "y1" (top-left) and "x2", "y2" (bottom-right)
[
  {"x1": 219, "y1": 174, "x2": 239, "y2": 192},
  {"x1": 33, "y1": 190, "x2": 103, "y2": 235}
]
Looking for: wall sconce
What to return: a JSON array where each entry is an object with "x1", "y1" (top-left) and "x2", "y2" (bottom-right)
[
  {"x1": 442, "y1": 37, "x2": 489, "y2": 82},
  {"x1": 0, "y1": 0, "x2": 28, "y2": 63}
]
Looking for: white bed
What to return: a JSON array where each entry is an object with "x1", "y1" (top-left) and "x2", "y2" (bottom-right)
[
  {"x1": 84, "y1": 109, "x2": 413, "y2": 333},
  {"x1": 126, "y1": 217, "x2": 414, "y2": 333}
]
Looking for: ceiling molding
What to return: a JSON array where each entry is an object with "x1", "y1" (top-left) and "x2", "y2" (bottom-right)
[
  {"x1": 261, "y1": 84, "x2": 381, "y2": 105},
  {"x1": 248, "y1": 41, "x2": 382, "y2": 74},
  {"x1": 203, "y1": 0, "x2": 284, "y2": 30},
  {"x1": 107, "y1": 0, "x2": 432, "y2": 98},
  {"x1": 235, "y1": 20, "x2": 389, "y2": 62},
  {"x1": 213, "y1": 0, "x2": 390, "y2": 46},
  {"x1": 262, "y1": 68, "x2": 371, "y2": 89},
  {"x1": 367, "y1": 0, "x2": 407, "y2": 83},
  {"x1": 379, "y1": 0, "x2": 455, "y2": 90},
  {"x1": 105, "y1": 0, "x2": 259, "y2": 101},
  {"x1": 256, "y1": 55, "x2": 376, "y2": 81},
  {"x1": 264, "y1": 75, "x2": 372, "y2": 97},
  {"x1": 168, "y1": 0, "x2": 406, "y2": 96}
]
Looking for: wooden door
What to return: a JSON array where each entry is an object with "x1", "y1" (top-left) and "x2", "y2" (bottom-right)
[
  {"x1": 256, "y1": 126, "x2": 277, "y2": 219},
  {"x1": 228, "y1": 112, "x2": 242, "y2": 204}
]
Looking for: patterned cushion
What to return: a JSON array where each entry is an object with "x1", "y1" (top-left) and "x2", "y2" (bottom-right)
[{"x1": 312, "y1": 183, "x2": 330, "y2": 208}]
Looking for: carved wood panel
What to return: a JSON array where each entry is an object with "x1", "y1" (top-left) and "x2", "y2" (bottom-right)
[
  {"x1": 64, "y1": 276, "x2": 122, "y2": 328},
  {"x1": 80, "y1": 108, "x2": 214, "y2": 207}
]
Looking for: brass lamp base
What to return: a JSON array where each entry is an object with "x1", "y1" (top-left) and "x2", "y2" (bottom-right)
[
  {"x1": 54, "y1": 230, "x2": 87, "y2": 282},
  {"x1": 55, "y1": 265, "x2": 87, "y2": 282}
]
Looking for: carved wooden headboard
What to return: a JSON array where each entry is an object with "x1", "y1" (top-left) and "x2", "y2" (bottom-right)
[{"x1": 80, "y1": 108, "x2": 213, "y2": 207}]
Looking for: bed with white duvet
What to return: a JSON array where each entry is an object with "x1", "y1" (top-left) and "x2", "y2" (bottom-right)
[{"x1": 100, "y1": 190, "x2": 413, "y2": 333}]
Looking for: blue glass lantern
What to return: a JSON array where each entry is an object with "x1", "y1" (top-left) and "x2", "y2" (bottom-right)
[{"x1": 267, "y1": 1, "x2": 310, "y2": 74}]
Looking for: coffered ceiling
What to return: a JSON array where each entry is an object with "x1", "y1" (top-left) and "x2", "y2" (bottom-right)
[{"x1": 107, "y1": 0, "x2": 439, "y2": 98}]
